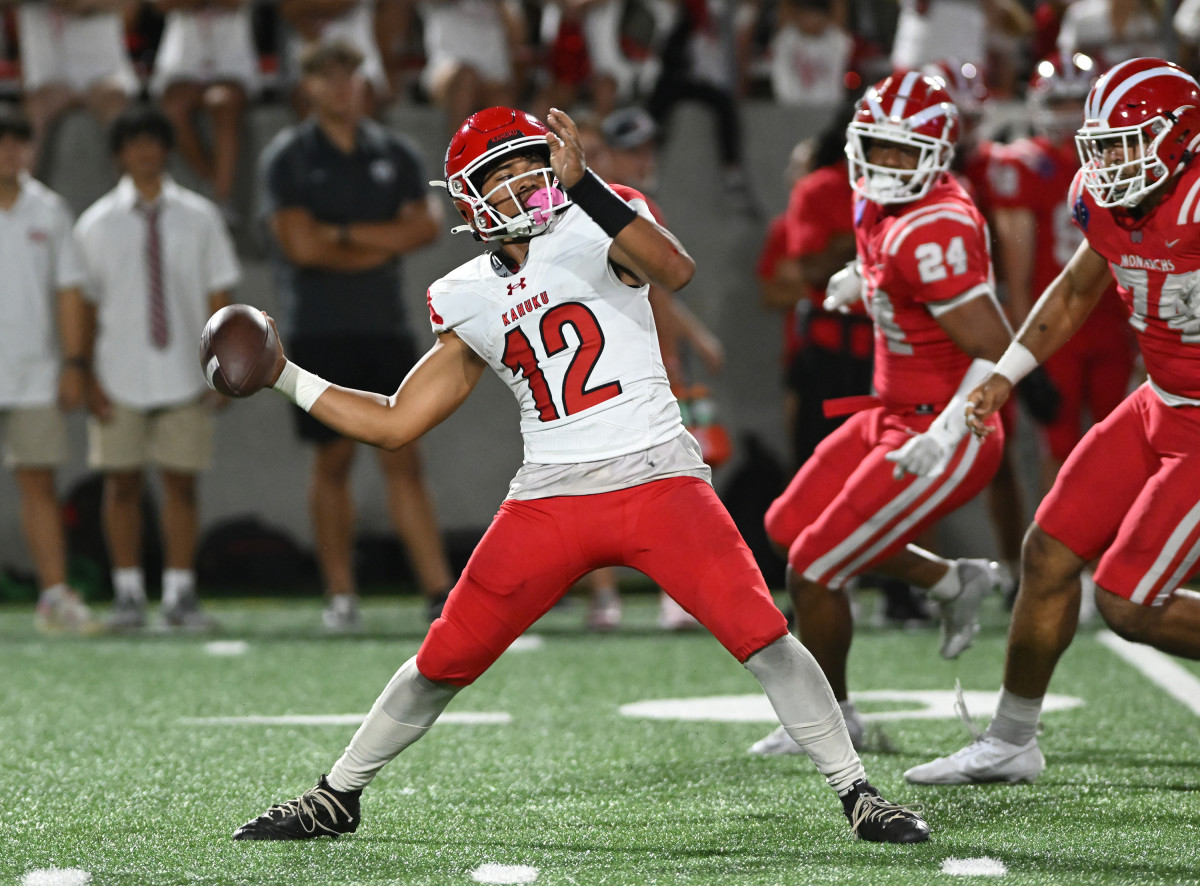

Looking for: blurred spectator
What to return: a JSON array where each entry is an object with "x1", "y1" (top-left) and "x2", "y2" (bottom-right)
[
  {"x1": 646, "y1": 0, "x2": 760, "y2": 215},
  {"x1": 151, "y1": 0, "x2": 260, "y2": 225},
  {"x1": 534, "y1": 0, "x2": 667, "y2": 119},
  {"x1": 1031, "y1": 0, "x2": 1070, "y2": 64},
  {"x1": 890, "y1": 0, "x2": 986, "y2": 72},
  {"x1": 280, "y1": 0, "x2": 392, "y2": 112},
  {"x1": 0, "y1": 104, "x2": 96, "y2": 634},
  {"x1": 1056, "y1": 0, "x2": 1166, "y2": 64},
  {"x1": 258, "y1": 40, "x2": 454, "y2": 631},
  {"x1": 70, "y1": 104, "x2": 238, "y2": 631},
  {"x1": 417, "y1": 0, "x2": 527, "y2": 135},
  {"x1": 1179, "y1": 0, "x2": 1200, "y2": 74},
  {"x1": 17, "y1": 0, "x2": 138, "y2": 171},
  {"x1": 769, "y1": 0, "x2": 852, "y2": 106}
]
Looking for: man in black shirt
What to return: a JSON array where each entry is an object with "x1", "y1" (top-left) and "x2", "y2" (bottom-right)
[{"x1": 259, "y1": 40, "x2": 454, "y2": 629}]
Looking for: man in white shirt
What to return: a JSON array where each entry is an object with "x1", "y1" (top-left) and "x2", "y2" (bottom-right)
[
  {"x1": 0, "y1": 104, "x2": 96, "y2": 634},
  {"x1": 68, "y1": 105, "x2": 239, "y2": 630}
]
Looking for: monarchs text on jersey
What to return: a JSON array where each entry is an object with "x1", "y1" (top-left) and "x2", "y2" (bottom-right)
[
  {"x1": 1069, "y1": 163, "x2": 1200, "y2": 401},
  {"x1": 427, "y1": 190, "x2": 682, "y2": 464}
]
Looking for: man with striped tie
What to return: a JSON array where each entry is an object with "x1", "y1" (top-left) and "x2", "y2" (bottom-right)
[{"x1": 68, "y1": 105, "x2": 239, "y2": 631}]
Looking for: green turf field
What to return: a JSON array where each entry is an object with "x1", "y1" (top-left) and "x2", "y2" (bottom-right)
[{"x1": 5, "y1": 593, "x2": 1200, "y2": 886}]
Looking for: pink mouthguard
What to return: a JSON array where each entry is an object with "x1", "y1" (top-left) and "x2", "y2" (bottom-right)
[{"x1": 525, "y1": 187, "x2": 567, "y2": 225}]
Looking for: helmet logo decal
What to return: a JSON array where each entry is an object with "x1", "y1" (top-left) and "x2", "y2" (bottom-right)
[{"x1": 487, "y1": 130, "x2": 524, "y2": 149}]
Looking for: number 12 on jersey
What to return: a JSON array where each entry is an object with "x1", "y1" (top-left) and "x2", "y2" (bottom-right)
[{"x1": 501, "y1": 302, "x2": 623, "y2": 422}]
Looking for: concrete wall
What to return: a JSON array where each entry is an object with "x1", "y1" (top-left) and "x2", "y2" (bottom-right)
[{"x1": 0, "y1": 100, "x2": 1035, "y2": 580}]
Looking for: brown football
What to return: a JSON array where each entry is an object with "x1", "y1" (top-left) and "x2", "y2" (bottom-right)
[{"x1": 199, "y1": 304, "x2": 281, "y2": 397}]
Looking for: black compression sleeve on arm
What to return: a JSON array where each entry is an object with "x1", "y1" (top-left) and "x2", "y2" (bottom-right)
[{"x1": 565, "y1": 169, "x2": 638, "y2": 238}]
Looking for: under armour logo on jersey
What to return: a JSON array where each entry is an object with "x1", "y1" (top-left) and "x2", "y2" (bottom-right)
[
  {"x1": 507, "y1": 278, "x2": 527, "y2": 296},
  {"x1": 1131, "y1": 230, "x2": 1143, "y2": 243}
]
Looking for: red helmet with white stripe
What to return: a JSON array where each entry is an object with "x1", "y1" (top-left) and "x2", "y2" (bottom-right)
[
  {"x1": 846, "y1": 71, "x2": 959, "y2": 205},
  {"x1": 438, "y1": 106, "x2": 568, "y2": 241},
  {"x1": 1030, "y1": 52, "x2": 1102, "y2": 142},
  {"x1": 922, "y1": 58, "x2": 987, "y2": 122},
  {"x1": 1075, "y1": 58, "x2": 1200, "y2": 209}
]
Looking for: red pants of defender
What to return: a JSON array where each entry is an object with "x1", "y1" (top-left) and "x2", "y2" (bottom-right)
[
  {"x1": 416, "y1": 476, "x2": 788, "y2": 685},
  {"x1": 1037, "y1": 384, "x2": 1200, "y2": 606},
  {"x1": 765, "y1": 406, "x2": 1004, "y2": 589}
]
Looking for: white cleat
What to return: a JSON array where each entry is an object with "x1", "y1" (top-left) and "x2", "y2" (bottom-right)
[
  {"x1": 657, "y1": 593, "x2": 701, "y2": 631},
  {"x1": 935, "y1": 559, "x2": 1002, "y2": 659},
  {"x1": 748, "y1": 725, "x2": 803, "y2": 756},
  {"x1": 904, "y1": 734, "x2": 1045, "y2": 785},
  {"x1": 749, "y1": 707, "x2": 866, "y2": 755}
]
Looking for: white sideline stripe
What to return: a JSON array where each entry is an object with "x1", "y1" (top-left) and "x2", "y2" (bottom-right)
[
  {"x1": 1098, "y1": 631, "x2": 1200, "y2": 715},
  {"x1": 179, "y1": 712, "x2": 512, "y2": 726},
  {"x1": 204, "y1": 640, "x2": 248, "y2": 656},
  {"x1": 941, "y1": 857, "x2": 1007, "y2": 877},
  {"x1": 22, "y1": 870, "x2": 93, "y2": 886},
  {"x1": 471, "y1": 863, "x2": 539, "y2": 884}
]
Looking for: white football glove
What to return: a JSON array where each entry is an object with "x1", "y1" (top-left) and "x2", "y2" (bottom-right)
[
  {"x1": 1168, "y1": 270, "x2": 1200, "y2": 335},
  {"x1": 884, "y1": 358, "x2": 996, "y2": 480},
  {"x1": 823, "y1": 262, "x2": 864, "y2": 314},
  {"x1": 884, "y1": 426, "x2": 958, "y2": 480}
]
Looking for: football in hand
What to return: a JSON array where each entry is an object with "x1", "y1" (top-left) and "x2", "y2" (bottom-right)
[{"x1": 199, "y1": 304, "x2": 281, "y2": 397}]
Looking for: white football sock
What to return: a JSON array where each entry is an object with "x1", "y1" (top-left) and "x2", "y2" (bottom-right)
[
  {"x1": 743, "y1": 634, "x2": 865, "y2": 794},
  {"x1": 327, "y1": 657, "x2": 460, "y2": 792},
  {"x1": 987, "y1": 687, "x2": 1043, "y2": 746},
  {"x1": 927, "y1": 562, "x2": 963, "y2": 602},
  {"x1": 39, "y1": 582, "x2": 68, "y2": 604},
  {"x1": 112, "y1": 567, "x2": 145, "y2": 604},
  {"x1": 162, "y1": 569, "x2": 195, "y2": 609}
]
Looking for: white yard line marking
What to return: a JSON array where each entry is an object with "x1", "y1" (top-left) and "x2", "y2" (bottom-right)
[
  {"x1": 203, "y1": 641, "x2": 248, "y2": 656},
  {"x1": 179, "y1": 712, "x2": 511, "y2": 726},
  {"x1": 619, "y1": 691, "x2": 1082, "y2": 723},
  {"x1": 508, "y1": 635, "x2": 544, "y2": 652},
  {"x1": 1098, "y1": 630, "x2": 1200, "y2": 715},
  {"x1": 22, "y1": 869, "x2": 93, "y2": 886},
  {"x1": 941, "y1": 857, "x2": 1007, "y2": 877},
  {"x1": 470, "y1": 863, "x2": 539, "y2": 884}
]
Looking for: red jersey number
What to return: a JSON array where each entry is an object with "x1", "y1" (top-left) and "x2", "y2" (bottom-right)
[{"x1": 501, "y1": 303, "x2": 624, "y2": 422}]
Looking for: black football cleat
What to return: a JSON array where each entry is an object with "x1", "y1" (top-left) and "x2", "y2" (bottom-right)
[
  {"x1": 233, "y1": 776, "x2": 361, "y2": 840},
  {"x1": 840, "y1": 780, "x2": 930, "y2": 843}
]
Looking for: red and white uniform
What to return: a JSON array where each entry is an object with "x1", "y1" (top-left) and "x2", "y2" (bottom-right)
[
  {"x1": 766, "y1": 174, "x2": 1005, "y2": 588},
  {"x1": 987, "y1": 135, "x2": 1135, "y2": 461},
  {"x1": 419, "y1": 189, "x2": 787, "y2": 684},
  {"x1": 1036, "y1": 164, "x2": 1200, "y2": 605}
]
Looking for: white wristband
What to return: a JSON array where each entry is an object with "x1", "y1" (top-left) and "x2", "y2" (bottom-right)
[
  {"x1": 272, "y1": 360, "x2": 331, "y2": 412},
  {"x1": 993, "y1": 342, "x2": 1038, "y2": 386}
]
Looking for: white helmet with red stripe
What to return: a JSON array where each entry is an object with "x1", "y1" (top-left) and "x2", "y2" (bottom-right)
[
  {"x1": 1075, "y1": 57, "x2": 1200, "y2": 209},
  {"x1": 846, "y1": 71, "x2": 959, "y2": 205}
]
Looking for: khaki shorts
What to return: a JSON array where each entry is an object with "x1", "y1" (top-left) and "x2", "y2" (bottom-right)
[
  {"x1": 1, "y1": 405, "x2": 68, "y2": 469},
  {"x1": 87, "y1": 398, "x2": 213, "y2": 473}
]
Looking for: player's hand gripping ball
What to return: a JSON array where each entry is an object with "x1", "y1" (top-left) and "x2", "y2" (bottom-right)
[{"x1": 199, "y1": 304, "x2": 281, "y2": 397}]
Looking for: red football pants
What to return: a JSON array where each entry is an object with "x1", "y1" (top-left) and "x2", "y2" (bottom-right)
[{"x1": 416, "y1": 476, "x2": 789, "y2": 685}]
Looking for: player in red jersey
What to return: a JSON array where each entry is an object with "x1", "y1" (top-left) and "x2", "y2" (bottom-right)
[
  {"x1": 987, "y1": 53, "x2": 1136, "y2": 493},
  {"x1": 748, "y1": 71, "x2": 1014, "y2": 756},
  {"x1": 228, "y1": 106, "x2": 929, "y2": 843},
  {"x1": 907, "y1": 58, "x2": 1200, "y2": 785}
]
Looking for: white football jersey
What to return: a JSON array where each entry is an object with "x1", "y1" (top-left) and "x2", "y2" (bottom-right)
[{"x1": 427, "y1": 203, "x2": 683, "y2": 464}]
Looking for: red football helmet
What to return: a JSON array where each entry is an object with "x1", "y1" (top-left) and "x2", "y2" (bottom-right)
[
  {"x1": 1029, "y1": 53, "x2": 1102, "y2": 143},
  {"x1": 1075, "y1": 58, "x2": 1200, "y2": 209},
  {"x1": 921, "y1": 58, "x2": 987, "y2": 122},
  {"x1": 438, "y1": 107, "x2": 568, "y2": 241},
  {"x1": 846, "y1": 71, "x2": 959, "y2": 204}
]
